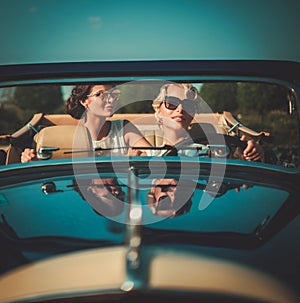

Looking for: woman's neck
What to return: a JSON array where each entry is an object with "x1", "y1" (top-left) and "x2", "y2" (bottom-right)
[
  {"x1": 163, "y1": 127, "x2": 187, "y2": 146},
  {"x1": 83, "y1": 114, "x2": 109, "y2": 141}
]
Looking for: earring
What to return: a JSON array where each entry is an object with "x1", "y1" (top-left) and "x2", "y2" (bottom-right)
[
  {"x1": 155, "y1": 113, "x2": 163, "y2": 126},
  {"x1": 158, "y1": 116, "x2": 163, "y2": 126}
]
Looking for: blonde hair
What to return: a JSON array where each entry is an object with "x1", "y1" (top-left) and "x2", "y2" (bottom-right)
[{"x1": 152, "y1": 83, "x2": 201, "y2": 113}]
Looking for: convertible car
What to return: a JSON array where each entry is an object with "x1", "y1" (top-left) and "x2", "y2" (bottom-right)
[{"x1": 0, "y1": 60, "x2": 299, "y2": 303}]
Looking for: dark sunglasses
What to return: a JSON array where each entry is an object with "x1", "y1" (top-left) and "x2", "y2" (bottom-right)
[
  {"x1": 87, "y1": 90, "x2": 120, "y2": 102},
  {"x1": 155, "y1": 184, "x2": 176, "y2": 192},
  {"x1": 164, "y1": 96, "x2": 195, "y2": 112}
]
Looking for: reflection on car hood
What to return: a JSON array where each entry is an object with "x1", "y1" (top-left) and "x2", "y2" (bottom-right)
[{"x1": 0, "y1": 157, "x2": 299, "y2": 256}]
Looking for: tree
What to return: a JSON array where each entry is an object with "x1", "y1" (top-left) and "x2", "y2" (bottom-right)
[
  {"x1": 237, "y1": 83, "x2": 288, "y2": 114},
  {"x1": 116, "y1": 81, "x2": 162, "y2": 113},
  {"x1": 200, "y1": 83, "x2": 238, "y2": 112},
  {"x1": 0, "y1": 103, "x2": 22, "y2": 134},
  {"x1": 13, "y1": 85, "x2": 64, "y2": 113}
]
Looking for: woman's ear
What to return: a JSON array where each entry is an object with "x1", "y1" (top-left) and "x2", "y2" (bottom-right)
[{"x1": 80, "y1": 99, "x2": 88, "y2": 108}]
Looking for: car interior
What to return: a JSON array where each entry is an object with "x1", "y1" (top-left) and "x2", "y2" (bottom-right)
[{"x1": 1, "y1": 111, "x2": 273, "y2": 164}]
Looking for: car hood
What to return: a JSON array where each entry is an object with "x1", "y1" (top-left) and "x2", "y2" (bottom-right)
[{"x1": 0, "y1": 157, "x2": 299, "y2": 255}]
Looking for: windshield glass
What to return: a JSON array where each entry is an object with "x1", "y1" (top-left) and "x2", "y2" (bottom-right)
[{"x1": 0, "y1": 80, "x2": 298, "y2": 168}]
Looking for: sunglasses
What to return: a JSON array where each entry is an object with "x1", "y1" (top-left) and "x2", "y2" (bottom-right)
[
  {"x1": 87, "y1": 90, "x2": 120, "y2": 102},
  {"x1": 164, "y1": 96, "x2": 195, "y2": 112}
]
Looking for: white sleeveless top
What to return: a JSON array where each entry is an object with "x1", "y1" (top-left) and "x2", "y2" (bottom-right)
[{"x1": 92, "y1": 120, "x2": 128, "y2": 156}]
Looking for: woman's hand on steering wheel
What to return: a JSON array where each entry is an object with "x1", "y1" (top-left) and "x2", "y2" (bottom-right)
[
  {"x1": 240, "y1": 135, "x2": 264, "y2": 162},
  {"x1": 21, "y1": 148, "x2": 36, "y2": 163}
]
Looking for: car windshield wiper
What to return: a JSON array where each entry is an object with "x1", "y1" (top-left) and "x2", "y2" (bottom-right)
[
  {"x1": 63, "y1": 144, "x2": 178, "y2": 154},
  {"x1": 62, "y1": 144, "x2": 210, "y2": 157}
]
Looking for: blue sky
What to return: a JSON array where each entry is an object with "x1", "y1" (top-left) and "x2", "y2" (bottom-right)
[{"x1": 1, "y1": 0, "x2": 300, "y2": 64}]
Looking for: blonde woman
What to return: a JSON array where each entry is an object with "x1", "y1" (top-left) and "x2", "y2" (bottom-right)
[{"x1": 151, "y1": 83, "x2": 263, "y2": 161}]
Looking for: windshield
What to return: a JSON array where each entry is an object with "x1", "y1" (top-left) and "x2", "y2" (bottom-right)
[{"x1": 0, "y1": 80, "x2": 298, "y2": 168}]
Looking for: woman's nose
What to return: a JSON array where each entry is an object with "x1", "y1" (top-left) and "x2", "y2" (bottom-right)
[
  {"x1": 175, "y1": 104, "x2": 183, "y2": 112},
  {"x1": 106, "y1": 96, "x2": 114, "y2": 103}
]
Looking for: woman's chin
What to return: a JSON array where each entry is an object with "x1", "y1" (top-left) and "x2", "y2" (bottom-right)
[{"x1": 168, "y1": 121, "x2": 188, "y2": 131}]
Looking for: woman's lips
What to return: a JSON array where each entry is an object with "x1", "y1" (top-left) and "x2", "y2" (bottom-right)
[{"x1": 172, "y1": 115, "x2": 184, "y2": 122}]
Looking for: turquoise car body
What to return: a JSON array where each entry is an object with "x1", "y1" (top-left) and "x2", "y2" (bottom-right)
[{"x1": 0, "y1": 1, "x2": 300, "y2": 302}]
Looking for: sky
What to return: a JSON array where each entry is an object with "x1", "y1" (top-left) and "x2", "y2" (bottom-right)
[{"x1": 1, "y1": 0, "x2": 300, "y2": 64}]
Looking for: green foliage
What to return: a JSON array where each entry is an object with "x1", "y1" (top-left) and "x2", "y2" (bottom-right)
[
  {"x1": 13, "y1": 85, "x2": 64, "y2": 112},
  {"x1": 116, "y1": 82, "x2": 162, "y2": 113},
  {"x1": 237, "y1": 110, "x2": 298, "y2": 147},
  {"x1": 0, "y1": 103, "x2": 22, "y2": 134},
  {"x1": 200, "y1": 83, "x2": 238, "y2": 112},
  {"x1": 200, "y1": 82, "x2": 289, "y2": 115},
  {"x1": 199, "y1": 82, "x2": 297, "y2": 164},
  {"x1": 233, "y1": 83, "x2": 296, "y2": 147},
  {"x1": 237, "y1": 82, "x2": 288, "y2": 114},
  {"x1": 0, "y1": 85, "x2": 65, "y2": 134},
  {"x1": 266, "y1": 110, "x2": 298, "y2": 146},
  {"x1": 0, "y1": 102, "x2": 42, "y2": 134}
]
